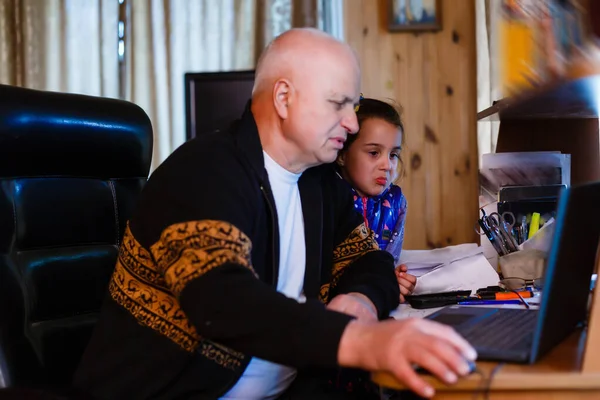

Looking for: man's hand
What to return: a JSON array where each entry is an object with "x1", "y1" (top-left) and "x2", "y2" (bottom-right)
[
  {"x1": 337, "y1": 318, "x2": 477, "y2": 399},
  {"x1": 327, "y1": 292, "x2": 378, "y2": 322},
  {"x1": 396, "y1": 264, "x2": 417, "y2": 303}
]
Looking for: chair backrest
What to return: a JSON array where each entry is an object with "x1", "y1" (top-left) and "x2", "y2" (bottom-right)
[{"x1": 0, "y1": 84, "x2": 153, "y2": 389}]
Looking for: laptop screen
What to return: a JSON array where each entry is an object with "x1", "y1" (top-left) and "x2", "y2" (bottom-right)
[{"x1": 531, "y1": 181, "x2": 600, "y2": 361}]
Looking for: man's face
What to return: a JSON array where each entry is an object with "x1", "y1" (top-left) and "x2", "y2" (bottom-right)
[{"x1": 282, "y1": 52, "x2": 361, "y2": 168}]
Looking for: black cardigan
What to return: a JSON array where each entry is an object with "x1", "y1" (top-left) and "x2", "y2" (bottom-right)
[{"x1": 73, "y1": 104, "x2": 400, "y2": 399}]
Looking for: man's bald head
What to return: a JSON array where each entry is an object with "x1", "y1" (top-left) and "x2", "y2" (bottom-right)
[
  {"x1": 252, "y1": 28, "x2": 359, "y2": 97},
  {"x1": 250, "y1": 28, "x2": 361, "y2": 173}
]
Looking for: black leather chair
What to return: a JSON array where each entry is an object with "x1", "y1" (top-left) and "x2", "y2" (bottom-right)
[{"x1": 0, "y1": 84, "x2": 153, "y2": 392}]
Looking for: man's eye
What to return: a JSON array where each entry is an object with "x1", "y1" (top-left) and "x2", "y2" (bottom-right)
[{"x1": 334, "y1": 102, "x2": 344, "y2": 110}]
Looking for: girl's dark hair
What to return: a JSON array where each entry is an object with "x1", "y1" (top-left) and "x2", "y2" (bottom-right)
[
  {"x1": 344, "y1": 98, "x2": 404, "y2": 150},
  {"x1": 340, "y1": 97, "x2": 406, "y2": 177}
]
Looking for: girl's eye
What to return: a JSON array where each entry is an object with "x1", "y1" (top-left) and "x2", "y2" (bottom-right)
[
  {"x1": 369, "y1": 151, "x2": 378, "y2": 157},
  {"x1": 391, "y1": 153, "x2": 400, "y2": 159}
]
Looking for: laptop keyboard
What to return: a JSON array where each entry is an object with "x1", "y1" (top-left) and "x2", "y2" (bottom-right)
[{"x1": 456, "y1": 309, "x2": 538, "y2": 352}]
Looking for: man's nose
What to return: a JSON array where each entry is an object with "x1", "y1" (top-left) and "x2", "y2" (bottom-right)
[{"x1": 342, "y1": 110, "x2": 359, "y2": 134}]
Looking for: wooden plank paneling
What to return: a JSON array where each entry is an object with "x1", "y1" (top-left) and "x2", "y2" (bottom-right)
[{"x1": 344, "y1": 0, "x2": 479, "y2": 249}]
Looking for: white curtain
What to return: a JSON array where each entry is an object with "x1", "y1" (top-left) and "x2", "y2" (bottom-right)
[
  {"x1": 0, "y1": 0, "x2": 119, "y2": 97},
  {"x1": 125, "y1": 0, "x2": 257, "y2": 169},
  {"x1": 128, "y1": 0, "x2": 340, "y2": 169},
  {"x1": 1, "y1": 0, "x2": 340, "y2": 170}
]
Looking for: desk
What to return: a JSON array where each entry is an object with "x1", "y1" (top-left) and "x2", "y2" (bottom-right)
[{"x1": 372, "y1": 329, "x2": 600, "y2": 399}]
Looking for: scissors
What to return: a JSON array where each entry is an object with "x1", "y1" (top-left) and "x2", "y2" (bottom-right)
[
  {"x1": 487, "y1": 212, "x2": 519, "y2": 252},
  {"x1": 475, "y1": 209, "x2": 518, "y2": 256},
  {"x1": 474, "y1": 209, "x2": 512, "y2": 256}
]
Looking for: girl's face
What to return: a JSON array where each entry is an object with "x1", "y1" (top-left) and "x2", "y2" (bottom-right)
[{"x1": 339, "y1": 117, "x2": 403, "y2": 197}]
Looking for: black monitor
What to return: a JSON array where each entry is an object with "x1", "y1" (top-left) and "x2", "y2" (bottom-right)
[{"x1": 184, "y1": 70, "x2": 255, "y2": 141}]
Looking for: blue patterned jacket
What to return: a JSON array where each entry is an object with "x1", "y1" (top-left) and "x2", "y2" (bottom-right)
[{"x1": 344, "y1": 180, "x2": 408, "y2": 265}]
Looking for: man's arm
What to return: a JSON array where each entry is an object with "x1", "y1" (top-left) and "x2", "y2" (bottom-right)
[
  {"x1": 134, "y1": 147, "x2": 478, "y2": 399},
  {"x1": 132, "y1": 143, "x2": 353, "y2": 368}
]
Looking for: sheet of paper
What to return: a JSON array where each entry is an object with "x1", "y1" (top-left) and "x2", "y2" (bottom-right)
[
  {"x1": 400, "y1": 243, "x2": 484, "y2": 276},
  {"x1": 404, "y1": 262, "x2": 444, "y2": 277},
  {"x1": 399, "y1": 243, "x2": 482, "y2": 265},
  {"x1": 412, "y1": 253, "x2": 500, "y2": 296}
]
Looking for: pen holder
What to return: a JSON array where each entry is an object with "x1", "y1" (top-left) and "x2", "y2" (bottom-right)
[{"x1": 498, "y1": 249, "x2": 547, "y2": 280}]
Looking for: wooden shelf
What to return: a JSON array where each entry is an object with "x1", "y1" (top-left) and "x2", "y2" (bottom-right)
[{"x1": 478, "y1": 75, "x2": 600, "y2": 121}]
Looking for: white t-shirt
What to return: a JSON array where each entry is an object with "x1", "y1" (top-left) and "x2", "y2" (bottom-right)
[{"x1": 220, "y1": 151, "x2": 306, "y2": 400}]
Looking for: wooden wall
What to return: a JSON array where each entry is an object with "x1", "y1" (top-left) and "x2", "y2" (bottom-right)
[{"x1": 344, "y1": 0, "x2": 479, "y2": 250}]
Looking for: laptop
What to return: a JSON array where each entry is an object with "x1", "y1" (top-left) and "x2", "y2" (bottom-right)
[{"x1": 426, "y1": 181, "x2": 600, "y2": 363}]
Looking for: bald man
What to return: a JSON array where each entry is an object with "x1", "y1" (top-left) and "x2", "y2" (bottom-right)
[{"x1": 74, "y1": 28, "x2": 476, "y2": 400}]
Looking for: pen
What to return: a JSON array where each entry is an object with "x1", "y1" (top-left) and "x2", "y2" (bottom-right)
[
  {"x1": 513, "y1": 224, "x2": 523, "y2": 245},
  {"x1": 458, "y1": 299, "x2": 523, "y2": 306}
]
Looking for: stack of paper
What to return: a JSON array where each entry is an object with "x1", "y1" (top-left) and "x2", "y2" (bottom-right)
[
  {"x1": 399, "y1": 243, "x2": 484, "y2": 277},
  {"x1": 399, "y1": 243, "x2": 501, "y2": 296}
]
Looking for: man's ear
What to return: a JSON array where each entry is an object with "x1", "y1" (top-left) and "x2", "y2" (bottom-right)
[{"x1": 272, "y1": 79, "x2": 291, "y2": 119}]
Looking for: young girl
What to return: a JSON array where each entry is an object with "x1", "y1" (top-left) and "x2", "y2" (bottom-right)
[
  {"x1": 325, "y1": 97, "x2": 417, "y2": 398},
  {"x1": 336, "y1": 97, "x2": 416, "y2": 302}
]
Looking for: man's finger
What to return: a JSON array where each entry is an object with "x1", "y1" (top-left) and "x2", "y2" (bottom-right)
[
  {"x1": 425, "y1": 337, "x2": 474, "y2": 377},
  {"x1": 390, "y1": 360, "x2": 435, "y2": 399},
  {"x1": 409, "y1": 346, "x2": 457, "y2": 385}
]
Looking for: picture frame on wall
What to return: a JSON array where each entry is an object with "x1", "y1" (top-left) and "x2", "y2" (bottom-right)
[{"x1": 388, "y1": 0, "x2": 442, "y2": 32}]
